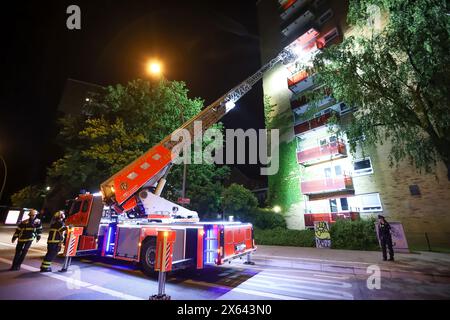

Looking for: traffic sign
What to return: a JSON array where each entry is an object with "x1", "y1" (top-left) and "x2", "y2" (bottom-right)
[{"x1": 177, "y1": 197, "x2": 190, "y2": 204}]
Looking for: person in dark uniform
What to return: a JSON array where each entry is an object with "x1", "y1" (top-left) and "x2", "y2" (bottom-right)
[
  {"x1": 40, "y1": 211, "x2": 67, "y2": 272},
  {"x1": 378, "y1": 215, "x2": 394, "y2": 261},
  {"x1": 10, "y1": 209, "x2": 43, "y2": 270}
]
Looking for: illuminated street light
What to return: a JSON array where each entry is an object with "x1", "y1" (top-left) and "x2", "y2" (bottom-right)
[
  {"x1": 146, "y1": 60, "x2": 162, "y2": 76},
  {"x1": 273, "y1": 205, "x2": 281, "y2": 213},
  {"x1": 46, "y1": 186, "x2": 51, "y2": 191}
]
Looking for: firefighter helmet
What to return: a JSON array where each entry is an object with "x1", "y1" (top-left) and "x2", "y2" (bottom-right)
[{"x1": 54, "y1": 211, "x2": 65, "y2": 220}]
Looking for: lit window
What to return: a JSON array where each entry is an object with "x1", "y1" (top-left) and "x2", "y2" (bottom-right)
[{"x1": 353, "y1": 158, "x2": 373, "y2": 176}]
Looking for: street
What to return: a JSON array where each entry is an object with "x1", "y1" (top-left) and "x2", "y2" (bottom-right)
[{"x1": 0, "y1": 226, "x2": 449, "y2": 300}]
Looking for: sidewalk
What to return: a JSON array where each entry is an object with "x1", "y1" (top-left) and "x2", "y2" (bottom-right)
[{"x1": 250, "y1": 245, "x2": 450, "y2": 281}]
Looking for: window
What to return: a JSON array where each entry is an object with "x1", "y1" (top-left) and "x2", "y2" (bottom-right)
[
  {"x1": 329, "y1": 199, "x2": 338, "y2": 213},
  {"x1": 353, "y1": 158, "x2": 373, "y2": 175},
  {"x1": 409, "y1": 184, "x2": 421, "y2": 196},
  {"x1": 318, "y1": 9, "x2": 333, "y2": 25},
  {"x1": 358, "y1": 193, "x2": 382, "y2": 212},
  {"x1": 340, "y1": 198, "x2": 349, "y2": 211},
  {"x1": 324, "y1": 167, "x2": 332, "y2": 178},
  {"x1": 334, "y1": 165, "x2": 342, "y2": 176},
  {"x1": 71, "y1": 200, "x2": 82, "y2": 215},
  {"x1": 339, "y1": 103, "x2": 351, "y2": 115},
  {"x1": 82, "y1": 200, "x2": 90, "y2": 212}
]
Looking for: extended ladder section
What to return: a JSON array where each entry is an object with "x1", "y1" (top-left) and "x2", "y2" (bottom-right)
[{"x1": 100, "y1": 49, "x2": 297, "y2": 209}]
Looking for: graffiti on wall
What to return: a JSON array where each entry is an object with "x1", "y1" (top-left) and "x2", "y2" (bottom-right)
[{"x1": 314, "y1": 221, "x2": 331, "y2": 248}]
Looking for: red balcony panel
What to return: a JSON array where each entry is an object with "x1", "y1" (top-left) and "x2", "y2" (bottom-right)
[
  {"x1": 297, "y1": 141, "x2": 347, "y2": 165},
  {"x1": 280, "y1": 0, "x2": 297, "y2": 10},
  {"x1": 287, "y1": 70, "x2": 309, "y2": 87},
  {"x1": 294, "y1": 111, "x2": 336, "y2": 134},
  {"x1": 304, "y1": 211, "x2": 360, "y2": 227},
  {"x1": 293, "y1": 28, "x2": 319, "y2": 47},
  {"x1": 301, "y1": 175, "x2": 354, "y2": 195},
  {"x1": 316, "y1": 27, "x2": 343, "y2": 49},
  {"x1": 304, "y1": 213, "x2": 332, "y2": 227}
]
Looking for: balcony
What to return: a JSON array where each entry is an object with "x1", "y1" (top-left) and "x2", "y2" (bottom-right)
[
  {"x1": 288, "y1": 73, "x2": 316, "y2": 94},
  {"x1": 297, "y1": 140, "x2": 347, "y2": 166},
  {"x1": 301, "y1": 175, "x2": 354, "y2": 195},
  {"x1": 281, "y1": 10, "x2": 315, "y2": 39},
  {"x1": 294, "y1": 109, "x2": 338, "y2": 134},
  {"x1": 279, "y1": 0, "x2": 309, "y2": 20},
  {"x1": 304, "y1": 211, "x2": 360, "y2": 228},
  {"x1": 287, "y1": 70, "x2": 309, "y2": 88}
]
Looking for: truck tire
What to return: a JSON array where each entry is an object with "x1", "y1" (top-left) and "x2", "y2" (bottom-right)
[{"x1": 140, "y1": 237, "x2": 157, "y2": 277}]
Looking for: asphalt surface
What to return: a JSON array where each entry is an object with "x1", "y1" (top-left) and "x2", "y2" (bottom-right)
[{"x1": 0, "y1": 225, "x2": 449, "y2": 300}]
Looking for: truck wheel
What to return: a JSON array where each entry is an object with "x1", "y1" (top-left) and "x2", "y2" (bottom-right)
[{"x1": 140, "y1": 237, "x2": 157, "y2": 277}]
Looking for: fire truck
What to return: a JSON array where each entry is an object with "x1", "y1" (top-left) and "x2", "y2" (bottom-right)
[{"x1": 64, "y1": 48, "x2": 297, "y2": 276}]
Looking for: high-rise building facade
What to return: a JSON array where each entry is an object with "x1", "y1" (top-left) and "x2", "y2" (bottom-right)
[{"x1": 257, "y1": 0, "x2": 450, "y2": 248}]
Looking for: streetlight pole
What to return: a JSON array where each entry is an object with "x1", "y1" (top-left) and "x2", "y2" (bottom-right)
[{"x1": 0, "y1": 155, "x2": 7, "y2": 203}]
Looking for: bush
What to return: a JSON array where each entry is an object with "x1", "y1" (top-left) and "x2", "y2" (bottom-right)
[
  {"x1": 222, "y1": 184, "x2": 258, "y2": 215},
  {"x1": 330, "y1": 218, "x2": 379, "y2": 250},
  {"x1": 236, "y1": 208, "x2": 287, "y2": 230},
  {"x1": 254, "y1": 227, "x2": 315, "y2": 247}
]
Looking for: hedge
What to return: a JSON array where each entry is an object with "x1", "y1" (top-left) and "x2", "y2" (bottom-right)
[
  {"x1": 254, "y1": 227, "x2": 315, "y2": 247},
  {"x1": 330, "y1": 218, "x2": 379, "y2": 250},
  {"x1": 253, "y1": 218, "x2": 380, "y2": 250},
  {"x1": 237, "y1": 208, "x2": 287, "y2": 229}
]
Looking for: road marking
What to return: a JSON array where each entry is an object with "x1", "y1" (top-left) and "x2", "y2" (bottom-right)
[
  {"x1": 254, "y1": 254, "x2": 372, "y2": 266},
  {"x1": 0, "y1": 257, "x2": 144, "y2": 300},
  {"x1": 229, "y1": 263, "x2": 350, "y2": 279},
  {"x1": 240, "y1": 277, "x2": 354, "y2": 300},
  {"x1": 0, "y1": 241, "x2": 47, "y2": 254},
  {"x1": 255, "y1": 272, "x2": 352, "y2": 288},
  {"x1": 182, "y1": 279, "x2": 304, "y2": 300}
]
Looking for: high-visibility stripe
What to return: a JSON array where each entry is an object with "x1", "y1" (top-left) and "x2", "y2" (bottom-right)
[
  {"x1": 48, "y1": 240, "x2": 62, "y2": 244},
  {"x1": 18, "y1": 238, "x2": 33, "y2": 242}
]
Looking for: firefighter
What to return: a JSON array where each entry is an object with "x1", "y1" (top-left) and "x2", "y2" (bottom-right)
[
  {"x1": 10, "y1": 209, "x2": 43, "y2": 271},
  {"x1": 40, "y1": 211, "x2": 67, "y2": 272},
  {"x1": 378, "y1": 215, "x2": 394, "y2": 261}
]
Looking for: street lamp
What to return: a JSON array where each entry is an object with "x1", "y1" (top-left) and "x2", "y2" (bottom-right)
[
  {"x1": 0, "y1": 155, "x2": 7, "y2": 203},
  {"x1": 146, "y1": 60, "x2": 162, "y2": 76}
]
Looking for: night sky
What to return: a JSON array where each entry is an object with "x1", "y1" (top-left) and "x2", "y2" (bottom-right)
[{"x1": 0, "y1": 0, "x2": 266, "y2": 204}]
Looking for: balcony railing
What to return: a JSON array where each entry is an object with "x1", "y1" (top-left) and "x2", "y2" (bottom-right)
[
  {"x1": 287, "y1": 70, "x2": 309, "y2": 88},
  {"x1": 297, "y1": 141, "x2": 347, "y2": 165},
  {"x1": 304, "y1": 211, "x2": 360, "y2": 227},
  {"x1": 301, "y1": 175, "x2": 354, "y2": 195},
  {"x1": 294, "y1": 109, "x2": 338, "y2": 134}
]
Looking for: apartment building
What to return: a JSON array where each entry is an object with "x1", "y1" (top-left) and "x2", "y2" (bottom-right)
[{"x1": 257, "y1": 0, "x2": 450, "y2": 247}]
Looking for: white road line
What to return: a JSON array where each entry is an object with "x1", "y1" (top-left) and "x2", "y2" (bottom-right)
[
  {"x1": 254, "y1": 254, "x2": 372, "y2": 266},
  {"x1": 255, "y1": 273, "x2": 352, "y2": 288},
  {"x1": 182, "y1": 279, "x2": 304, "y2": 300},
  {"x1": 229, "y1": 264, "x2": 350, "y2": 279},
  {"x1": 0, "y1": 241, "x2": 47, "y2": 254},
  {"x1": 0, "y1": 257, "x2": 144, "y2": 300},
  {"x1": 240, "y1": 277, "x2": 354, "y2": 300}
]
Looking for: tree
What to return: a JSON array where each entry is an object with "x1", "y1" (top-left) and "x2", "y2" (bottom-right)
[
  {"x1": 309, "y1": 0, "x2": 450, "y2": 178},
  {"x1": 222, "y1": 183, "x2": 258, "y2": 216},
  {"x1": 48, "y1": 78, "x2": 229, "y2": 208},
  {"x1": 11, "y1": 185, "x2": 45, "y2": 209}
]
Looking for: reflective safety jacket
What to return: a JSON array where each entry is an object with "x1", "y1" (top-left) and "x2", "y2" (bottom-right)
[
  {"x1": 13, "y1": 218, "x2": 43, "y2": 242},
  {"x1": 47, "y1": 221, "x2": 67, "y2": 244}
]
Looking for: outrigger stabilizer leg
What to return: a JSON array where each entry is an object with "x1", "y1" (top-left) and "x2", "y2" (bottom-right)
[{"x1": 243, "y1": 252, "x2": 255, "y2": 265}]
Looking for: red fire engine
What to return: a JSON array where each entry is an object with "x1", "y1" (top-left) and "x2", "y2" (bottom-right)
[{"x1": 64, "y1": 48, "x2": 297, "y2": 275}]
